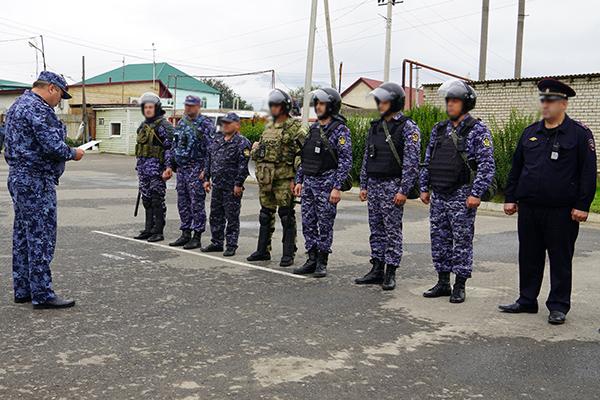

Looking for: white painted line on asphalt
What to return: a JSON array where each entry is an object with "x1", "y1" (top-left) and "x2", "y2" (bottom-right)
[{"x1": 91, "y1": 230, "x2": 308, "y2": 280}]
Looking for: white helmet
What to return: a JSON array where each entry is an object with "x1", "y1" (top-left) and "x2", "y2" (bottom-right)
[{"x1": 139, "y1": 92, "x2": 161, "y2": 105}]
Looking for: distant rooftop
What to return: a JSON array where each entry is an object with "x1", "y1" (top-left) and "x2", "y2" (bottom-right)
[
  {"x1": 0, "y1": 79, "x2": 31, "y2": 92},
  {"x1": 422, "y1": 72, "x2": 600, "y2": 87},
  {"x1": 77, "y1": 62, "x2": 220, "y2": 95}
]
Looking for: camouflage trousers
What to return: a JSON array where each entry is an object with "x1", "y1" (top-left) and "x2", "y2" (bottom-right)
[
  {"x1": 430, "y1": 185, "x2": 476, "y2": 278},
  {"x1": 301, "y1": 172, "x2": 337, "y2": 253},
  {"x1": 259, "y1": 178, "x2": 294, "y2": 210},
  {"x1": 138, "y1": 171, "x2": 166, "y2": 220},
  {"x1": 209, "y1": 185, "x2": 242, "y2": 248},
  {"x1": 367, "y1": 177, "x2": 404, "y2": 266},
  {"x1": 176, "y1": 164, "x2": 206, "y2": 232},
  {"x1": 8, "y1": 174, "x2": 57, "y2": 304}
]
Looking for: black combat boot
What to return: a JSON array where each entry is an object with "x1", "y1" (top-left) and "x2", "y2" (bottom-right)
[
  {"x1": 382, "y1": 265, "x2": 398, "y2": 291},
  {"x1": 147, "y1": 197, "x2": 165, "y2": 242},
  {"x1": 449, "y1": 275, "x2": 467, "y2": 303},
  {"x1": 313, "y1": 251, "x2": 328, "y2": 278},
  {"x1": 169, "y1": 230, "x2": 191, "y2": 247},
  {"x1": 279, "y1": 207, "x2": 297, "y2": 267},
  {"x1": 423, "y1": 272, "x2": 452, "y2": 298},
  {"x1": 293, "y1": 248, "x2": 318, "y2": 275},
  {"x1": 247, "y1": 208, "x2": 274, "y2": 261},
  {"x1": 355, "y1": 259, "x2": 385, "y2": 285},
  {"x1": 202, "y1": 243, "x2": 224, "y2": 253},
  {"x1": 183, "y1": 231, "x2": 202, "y2": 249},
  {"x1": 134, "y1": 200, "x2": 153, "y2": 240}
]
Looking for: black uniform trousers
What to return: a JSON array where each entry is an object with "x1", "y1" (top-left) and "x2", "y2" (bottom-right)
[{"x1": 516, "y1": 203, "x2": 579, "y2": 314}]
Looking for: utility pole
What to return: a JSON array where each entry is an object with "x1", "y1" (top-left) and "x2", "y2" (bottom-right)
[
  {"x1": 380, "y1": 0, "x2": 400, "y2": 82},
  {"x1": 338, "y1": 62, "x2": 343, "y2": 94},
  {"x1": 151, "y1": 42, "x2": 156, "y2": 90},
  {"x1": 302, "y1": 0, "x2": 319, "y2": 124},
  {"x1": 514, "y1": 0, "x2": 526, "y2": 79},
  {"x1": 39, "y1": 35, "x2": 46, "y2": 71},
  {"x1": 414, "y1": 65, "x2": 421, "y2": 107},
  {"x1": 271, "y1": 70, "x2": 275, "y2": 89},
  {"x1": 81, "y1": 56, "x2": 88, "y2": 143},
  {"x1": 478, "y1": 0, "x2": 489, "y2": 81},
  {"x1": 121, "y1": 57, "x2": 126, "y2": 104},
  {"x1": 323, "y1": 0, "x2": 336, "y2": 89}
]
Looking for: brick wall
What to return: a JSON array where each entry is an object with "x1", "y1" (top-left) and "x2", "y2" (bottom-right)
[{"x1": 422, "y1": 74, "x2": 600, "y2": 165}]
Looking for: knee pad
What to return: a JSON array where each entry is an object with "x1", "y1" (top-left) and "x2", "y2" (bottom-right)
[
  {"x1": 259, "y1": 207, "x2": 275, "y2": 225},
  {"x1": 278, "y1": 206, "x2": 296, "y2": 227}
]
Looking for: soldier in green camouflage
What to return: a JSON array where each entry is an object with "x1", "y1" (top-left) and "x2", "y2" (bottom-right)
[{"x1": 247, "y1": 89, "x2": 307, "y2": 267}]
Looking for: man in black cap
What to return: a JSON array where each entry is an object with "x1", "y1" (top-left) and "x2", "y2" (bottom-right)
[{"x1": 499, "y1": 78, "x2": 597, "y2": 325}]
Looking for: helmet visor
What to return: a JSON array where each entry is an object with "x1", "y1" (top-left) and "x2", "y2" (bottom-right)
[
  {"x1": 268, "y1": 89, "x2": 287, "y2": 104},
  {"x1": 310, "y1": 89, "x2": 332, "y2": 103},
  {"x1": 438, "y1": 80, "x2": 469, "y2": 99},
  {"x1": 367, "y1": 87, "x2": 394, "y2": 102}
]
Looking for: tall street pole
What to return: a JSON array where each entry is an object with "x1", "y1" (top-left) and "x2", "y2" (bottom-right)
[
  {"x1": 383, "y1": 0, "x2": 394, "y2": 82},
  {"x1": 302, "y1": 0, "x2": 319, "y2": 124},
  {"x1": 478, "y1": 0, "x2": 490, "y2": 81},
  {"x1": 514, "y1": 0, "x2": 526, "y2": 79},
  {"x1": 40, "y1": 35, "x2": 47, "y2": 71},
  {"x1": 82, "y1": 56, "x2": 88, "y2": 143},
  {"x1": 323, "y1": 0, "x2": 337, "y2": 89}
]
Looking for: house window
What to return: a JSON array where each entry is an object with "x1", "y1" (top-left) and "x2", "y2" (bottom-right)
[
  {"x1": 98, "y1": 118, "x2": 105, "y2": 126},
  {"x1": 110, "y1": 122, "x2": 121, "y2": 136},
  {"x1": 202, "y1": 97, "x2": 208, "y2": 108}
]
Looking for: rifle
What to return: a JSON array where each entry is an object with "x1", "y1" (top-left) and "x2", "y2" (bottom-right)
[{"x1": 134, "y1": 190, "x2": 141, "y2": 217}]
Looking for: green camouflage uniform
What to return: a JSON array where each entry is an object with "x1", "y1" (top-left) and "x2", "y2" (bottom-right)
[{"x1": 252, "y1": 117, "x2": 307, "y2": 209}]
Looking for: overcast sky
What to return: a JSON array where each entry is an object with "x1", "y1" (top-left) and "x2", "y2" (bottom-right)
[{"x1": 2, "y1": 0, "x2": 599, "y2": 109}]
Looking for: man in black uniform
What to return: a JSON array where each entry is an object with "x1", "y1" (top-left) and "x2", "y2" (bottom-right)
[{"x1": 499, "y1": 78, "x2": 597, "y2": 325}]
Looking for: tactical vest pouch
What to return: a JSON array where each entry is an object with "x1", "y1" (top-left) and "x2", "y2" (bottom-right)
[
  {"x1": 135, "y1": 144, "x2": 164, "y2": 162},
  {"x1": 255, "y1": 163, "x2": 275, "y2": 191}
]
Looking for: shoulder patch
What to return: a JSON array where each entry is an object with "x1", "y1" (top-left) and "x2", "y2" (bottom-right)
[
  {"x1": 411, "y1": 132, "x2": 419, "y2": 143},
  {"x1": 589, "y1": 137, "x2": 596, "y2": 152},
  {"x1": 243, "y1": 148, "x2": 251, "y2": 157},
  {"x1": 339, "y1": 136, "x2": 347, "y2": 145},
  {"x1": 483, "y1": 137, "x2": 491, "y2": 147}
]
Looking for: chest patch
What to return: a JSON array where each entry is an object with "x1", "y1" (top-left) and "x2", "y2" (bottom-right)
[{"x1": 529, "y1": 137, "x2": 538, "y2": 142}]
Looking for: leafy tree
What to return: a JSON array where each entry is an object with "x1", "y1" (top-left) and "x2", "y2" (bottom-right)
[
  {"x1": 201, "y1": 78, "x2": 253, "y2": 110},
  {"x1": 287, "y1": 85, "x2": 321, "y2": 103}
]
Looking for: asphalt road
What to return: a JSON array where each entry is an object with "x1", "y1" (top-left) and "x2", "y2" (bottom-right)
[{"x1": 1, "y1": 154, "x2": 599, "y2": 400}]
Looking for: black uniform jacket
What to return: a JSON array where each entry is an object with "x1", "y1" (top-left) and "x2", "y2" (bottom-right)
[{"x1": 505, "y1": 115, "x2": 597, "y2": 211}]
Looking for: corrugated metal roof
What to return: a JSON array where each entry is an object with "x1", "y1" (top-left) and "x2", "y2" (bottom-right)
[
  {"x1": 78, "y1": 63, "x2": 220, "y2": 94},
  {"x1": 0, "y1": 79, "x2": 31, "y2": 91},
  {"x1": 422, "y1": 72, "x2": 600, "y2": 87}
]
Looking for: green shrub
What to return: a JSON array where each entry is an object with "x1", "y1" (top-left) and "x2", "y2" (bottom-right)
[
  {"x1": 404, "y1": 104, "x2": 447, "y2": 162},
  {"x1": 489, "y1": 109, "x2": 537, "y2": 191},
  {"x1": 65, "y1": 137, "x2": 83, "y2": 147},
  {"x1": 240, "y1": 119, "x2": 265, "y2": 143}
]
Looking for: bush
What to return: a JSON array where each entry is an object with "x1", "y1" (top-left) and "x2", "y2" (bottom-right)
[
  {"x1": 489, "y1": 109, "x2": 537, "y2": 191},
  {"x1": 65, "y1": 137, "x2": 83, "y2": 147},
  {"x1": 240, "y1": 119, "x2": 266, "y2": 143}
]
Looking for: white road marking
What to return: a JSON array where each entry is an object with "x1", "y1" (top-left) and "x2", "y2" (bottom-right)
[
  {"x1": 101, "y1": 253, "x2": 125, "y2": 260},
  {"x1": 92, "y1": 230, "x2": 308, "y2": 280}
]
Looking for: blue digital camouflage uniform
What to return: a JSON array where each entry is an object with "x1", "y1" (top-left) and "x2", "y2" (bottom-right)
[
  {"x1": 136, "y1": 118, "x2": 173, "y2": 218},
  {"x1": 171, "y1": 114, "x2": 215, "y2": 232},
  {"x1": 360, "y1": 114, "x2": 421, "y2": 266},
  {"x1": 4, "y1": 90, "x2": 76, "y2": 304},
  {"x1": 0, "y1": 122, "x2": 5, "y2": 151},
  {"x1": 420, "y1": 116, "x2": 496, "y2": 278},
  {"x1": 205, "y1": 132, "x2": 251, "y2": 249},
  {"x1": 296, "y1": 121, "x2": 352, "y2": 253}
]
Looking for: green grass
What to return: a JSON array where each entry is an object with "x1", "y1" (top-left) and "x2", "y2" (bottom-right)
[{"x1": 591, "y1": 186, "x2": 600, "y2": 214}]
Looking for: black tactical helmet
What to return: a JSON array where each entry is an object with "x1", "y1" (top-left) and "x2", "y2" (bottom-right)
[
  {"x1": 438, "y1": 79, "x2": 477, "y2": 113},
  {"x1": 369, "y1": 82, "x2": 406, "y2": 114},
  {"x1": 268, "y1": 89, "x2": 293, "y2": 115},
  {"x1": 311, "y1": 87, "x2": 342, "y2": 118}
]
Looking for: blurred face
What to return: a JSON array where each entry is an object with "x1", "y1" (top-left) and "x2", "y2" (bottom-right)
[
  {"x1": 541, "y1": 98, "x2": 567, "y2": 120},
  {"x1": 377, "y1": 100, "x2": 391, "y2": 115},
  {"x1": 143, "y1": 103, "x2": 156, "y2": 118},
  {"x1": 315, "y1": 101, "x2": 328, "y2": 119},
  {"x1": 446, "y1": 98, "x2": 463, "y2": 120},
  {"x1": 47, "y1": 84, "x2": 63, "y2": 107},
  {"x1": 184, "y1": 104, "x2": 200, "y2": 118},
  {"x1": 222, "y1": 121, "x2": 240, "y2": 135},
  {"x1": 270, "y1": 104, "x2": 284, "y2": 118}
]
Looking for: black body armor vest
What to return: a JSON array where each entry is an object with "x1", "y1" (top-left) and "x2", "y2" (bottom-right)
[
  {"x1": 301, "y1": 120, "x2": 342, "y2": 176},
  {"x1": 365, "y1": 116, "x2": 408, "y2": 178},
  {"x1": 428, "y1": 117, "x2": 477, "y2": 194}
]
